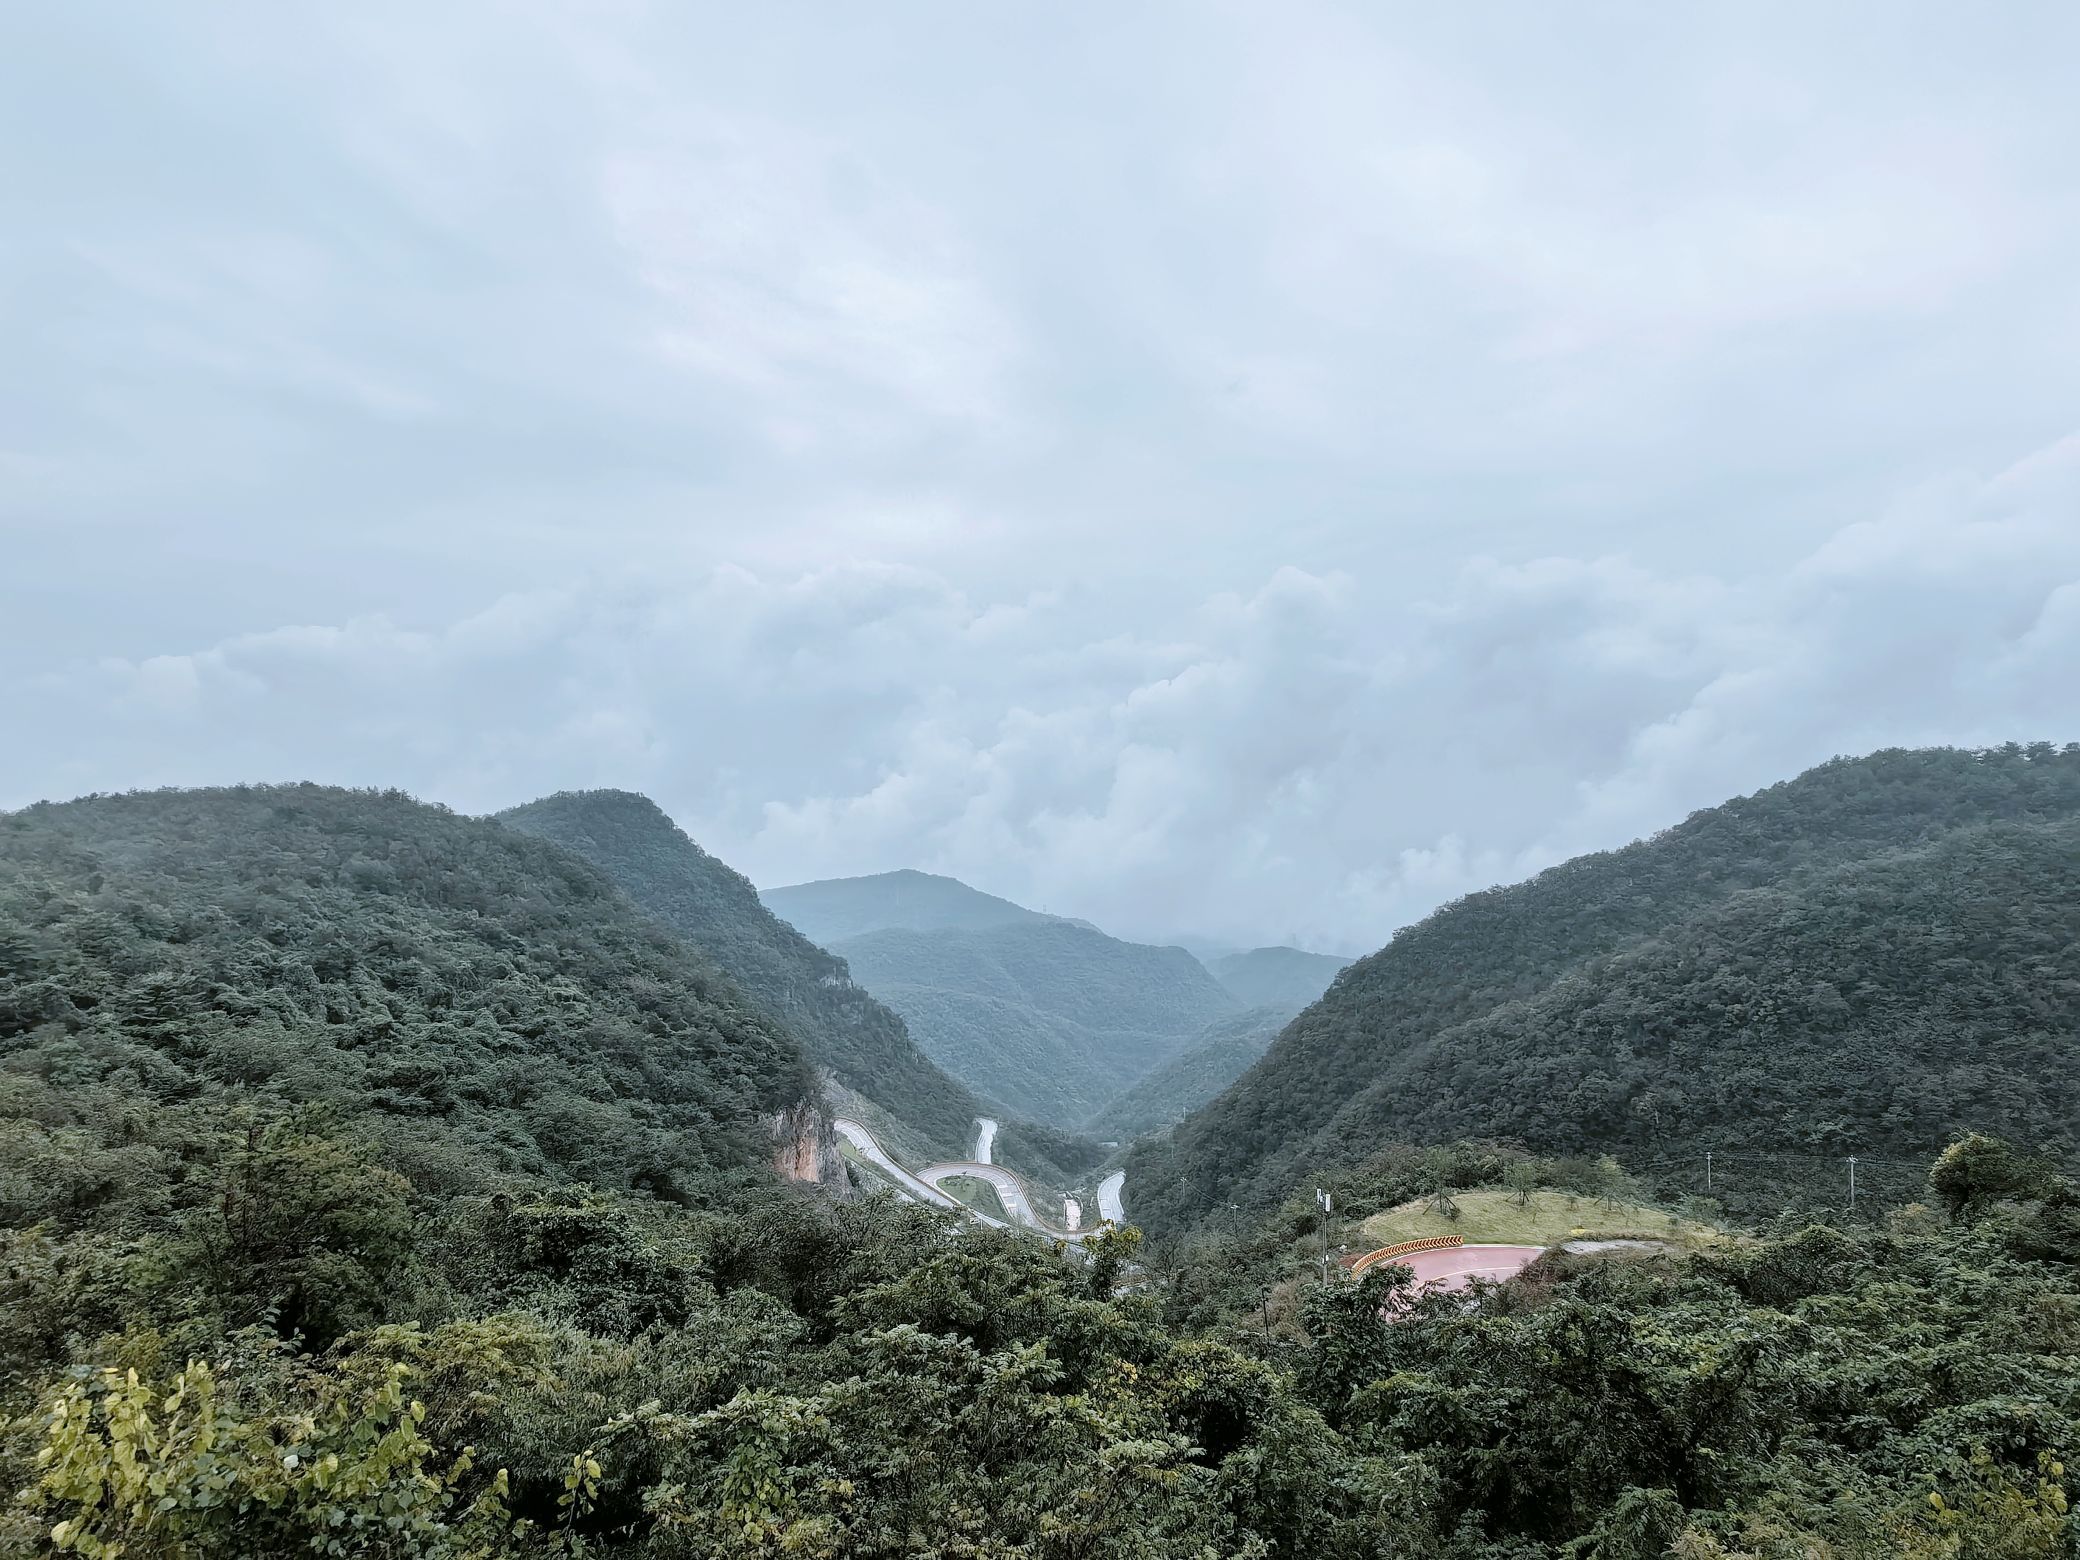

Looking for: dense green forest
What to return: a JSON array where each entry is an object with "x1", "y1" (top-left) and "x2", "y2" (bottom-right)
[
  {"x1": 831, "y1": 920, "x2": 1239, "y2": 1128},
  {"x1": 1091, "y1": 1005, "x2": 1290, "y2": 1140},
  {"x1": 6, "y1": 778, "x2": 2080, "y2": 1554},
  {"x1": 496, "y1": 791, "x2": 984, "y2": 1161},
  {"x1": 1206, "y1": 945, "x2": 1352, "y2": 1011},
  {"x1": 1132, "y1": 745, "x2": 2080, "y2": 1233},
  {"x1": 0, "y1": 786, "x2": 815, "y2": 1216},
  {"x1": 760, "y1": 868, "x2": 1054, "y2": 946}
]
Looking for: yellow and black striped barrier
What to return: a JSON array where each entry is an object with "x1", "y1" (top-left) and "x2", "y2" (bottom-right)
[{"x1": 1350, "y1": 1234, "x2": 1464, "y2": 1276}]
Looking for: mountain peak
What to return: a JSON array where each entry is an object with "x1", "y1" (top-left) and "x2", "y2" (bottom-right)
[{"x1": 761, "y1": 868, "x2": 1054, "y2": 946}]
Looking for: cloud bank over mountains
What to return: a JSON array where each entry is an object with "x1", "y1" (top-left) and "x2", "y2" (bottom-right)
[
  {"x1": 7, "y1": 4, "x2": 2080, "y2": 947},
  {"x1": 18, "y1": 434, "x2": 2076, "y2": 951}
]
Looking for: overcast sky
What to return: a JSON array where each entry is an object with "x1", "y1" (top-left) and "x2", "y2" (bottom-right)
[{"x1": 5, "y1": 3, "x2": 2079, "y2": 952}]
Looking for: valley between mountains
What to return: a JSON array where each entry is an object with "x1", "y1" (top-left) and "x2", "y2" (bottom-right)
[{"x1": 8, "y1": 742, "x2": 2080, "y2": 1556}]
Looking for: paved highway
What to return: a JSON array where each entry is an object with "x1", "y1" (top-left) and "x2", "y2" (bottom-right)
[
  {"x1": 834, "y1": 1116, "x2": 1117, "y2": 1243},
  {"x1": 833, "y1": 1119, "x2": 992, "y2": 1220},
  {"x1": 1096, "y1": 1171, "x2": 1126, "y2": 1225},
  {"x1": 974, "y1": 1117, "x2": 998, "y2": 1165},
  {"x1": 918, "y1": 1159, "x2": 1088, "y2": 1240}
]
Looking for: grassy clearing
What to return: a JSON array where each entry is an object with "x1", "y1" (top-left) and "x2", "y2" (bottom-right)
[
  {"x1": 939, "y1": 1174, "x2": 1011, "y2": 1223},
  {"x1": 1354, "y1": 1188, "x2": 1730, "y2": 1253}
]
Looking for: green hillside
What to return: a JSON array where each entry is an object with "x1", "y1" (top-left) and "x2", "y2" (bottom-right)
[
  {"x1": 833, "y1": 919, "x2": 1240, "y2": 1127},
  {"x1": 1131, "y1": 745, "x2": 2080, "y2": 1231},
  {"x1": 761, "y1": 867, "x2": 1052, "y2": 944},
  {"x1": 1, "y1": 786, "x2": 816, "y2": 1210},
  {"x1": 498, "y1": 791, "x2": 982, "y2": 1158},
  {"x1": 10, "y1": 783, "x2": 2080, "y2": 1557},
  {"x1": 1090, "y1": 1005, "x2": 1290, "y2": 1140},
  {"x1": 1205, "y1": 945, "x2": 1351, "y2": 1010}
]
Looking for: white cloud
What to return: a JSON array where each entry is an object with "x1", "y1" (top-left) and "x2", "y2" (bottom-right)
[
  {"x1": 8, "y1": 3, "x2": 2080, "y2": 952},
  {"x1": 11, "y1": 434, "x2": 2076, "y2": 952},
  {"x1": 600, "y1": 110, "x2": 1023, "y2": 453}
]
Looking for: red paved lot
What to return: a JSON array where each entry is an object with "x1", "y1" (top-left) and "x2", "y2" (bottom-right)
[
  {"x1": 1388, "y1": 1242, "x2": 1546, "y2": 1297},
  {"x1": 1381, "y1": 1248, "x2": 1547, "y2": 1322}
]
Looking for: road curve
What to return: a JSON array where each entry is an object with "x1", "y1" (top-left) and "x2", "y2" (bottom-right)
[
  {"x1": 1098, "y1": 1173, "x2": 1131, "y2": 1231},
  {"x1": 919, "y1": 1160, "x2": 1085, "y2": 1241},
  {"x1": 1096, "y1": 1171, "x2": 1126, "y2": 1225},
  {"x1": 833, "y1": 1117, "x2": 1102, "y2": 1243},
  {"x1": 833, "y1": 1119, "x2": 997, "y2": 1222},
  {"x1": 974, "y1": 1117, "x2": 998, "y2": 1165}
]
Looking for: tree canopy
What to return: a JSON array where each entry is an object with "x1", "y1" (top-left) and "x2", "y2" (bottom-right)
[{"x1": 498, "y1": 790, "x2": 985, "y2": 1160}]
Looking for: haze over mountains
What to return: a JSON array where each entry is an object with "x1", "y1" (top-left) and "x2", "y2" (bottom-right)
[
  {"x1": 760, "y1": 867, "x2": 1351, "y2": 1131},
  {"x1": 828, "y1": 920, "x2": 1234, "y2": 1126},
  {"x1": 1204, "y1": 945, "x2": 1352, "y2": 1010},
  {"x1": 1087, "y1": 1005, "x2": 1293, "y2": 1141},
  {"x1": 760, "y1": 869, "x2": 1059, "y2": 944}
]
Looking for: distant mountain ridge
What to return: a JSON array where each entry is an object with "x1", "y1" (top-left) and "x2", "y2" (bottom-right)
[
  {"x1": 761, "y1": 868, "x2": 1248, "y2": 1128},
  {"x1": 831, "y1": 918, "x2": 1240, "y2": 1128},
  {"x1": 1205, "y1": 945, "x2": 1351, "y2": 1010},
  {"x1": 497, "y1": 792, "x2": 987, "y2": 1159},
  {"x1": 761, "y1": 869, "x2": 1055, "y2": 944},
  {"x1": 1129, "y1": 744, "x2": 2080, "y2": 1232},
  {"x1": 1089, "y1": 1005, "x2": 1291, "y2": 1140}
]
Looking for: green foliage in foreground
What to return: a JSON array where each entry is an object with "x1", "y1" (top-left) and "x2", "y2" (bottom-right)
[
  {"x1": 5, "y1": 781, "x2": 2077, "y2": 1554},
  {"x1": 9, "y1": 1134, "x2": 2080, "y2": 1556}
]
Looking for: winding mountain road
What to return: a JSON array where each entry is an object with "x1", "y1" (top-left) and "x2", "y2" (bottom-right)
[
  {"x1": 833, "y1": 1119, "x2": 1002, "y2": 1225},
  {"x1": 835, "y1": 1116, "x2": 1124, "y2": 1244},
  {"x1": 922, "y1": 1161, "x2": 1029, "y2": 1223},
  {"x1": 1096, "y1": 1171, "x2": 1126, "y2": 1225}
]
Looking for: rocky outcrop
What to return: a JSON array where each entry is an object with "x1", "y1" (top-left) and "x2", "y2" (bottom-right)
[{"x1": 771, "y1": 1097, "x2": 847, "y2": 1191}]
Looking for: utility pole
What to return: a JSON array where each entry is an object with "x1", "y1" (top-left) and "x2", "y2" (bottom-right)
[
  {"x1": 1705, "y1": 1150, "x2": 1713, "y2": 1195},
  {"x1": 1847, "y1": 1155, "x2": 1858, "y2": 1217},
  {"x1": 1316, "y1": 1187, "x2": 1333, "y2": 1282}
]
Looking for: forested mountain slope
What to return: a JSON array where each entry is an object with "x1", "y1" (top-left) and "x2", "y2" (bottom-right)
[
  {"x1": 0, "y1": 786, "x2": 818, "y2": 1207},
  {"x1": 498, "y1": 790, "x2": 982, "y2": 1158},
  {"x1": 761, "y1": 867, "x2": 1053, "y2": 945},
  {"x1": 9, "y1": 784, "x2": 2080, "y2": 1557},
  {"x1": 1090, "y1": 1005, "x2": 1290, "y2": 1140},
  {"x1": 1205, "y1": 945, "x2": 1351, "y2": 1010},
  {"x1": 1131, "y1": 744, "x2": 2080, "y2": 1231},
  {"x1": 833, "y1": 919, "x2": 1240, "y2": 1127}
]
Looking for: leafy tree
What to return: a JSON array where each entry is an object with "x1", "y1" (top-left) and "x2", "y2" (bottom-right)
[
  {"x1": 24, "y1": 1332, "x2": 534, "y2": 1559},
  {"x1": 1930, "y1": 1132, "x2": 2052, "y2": 1223}
]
